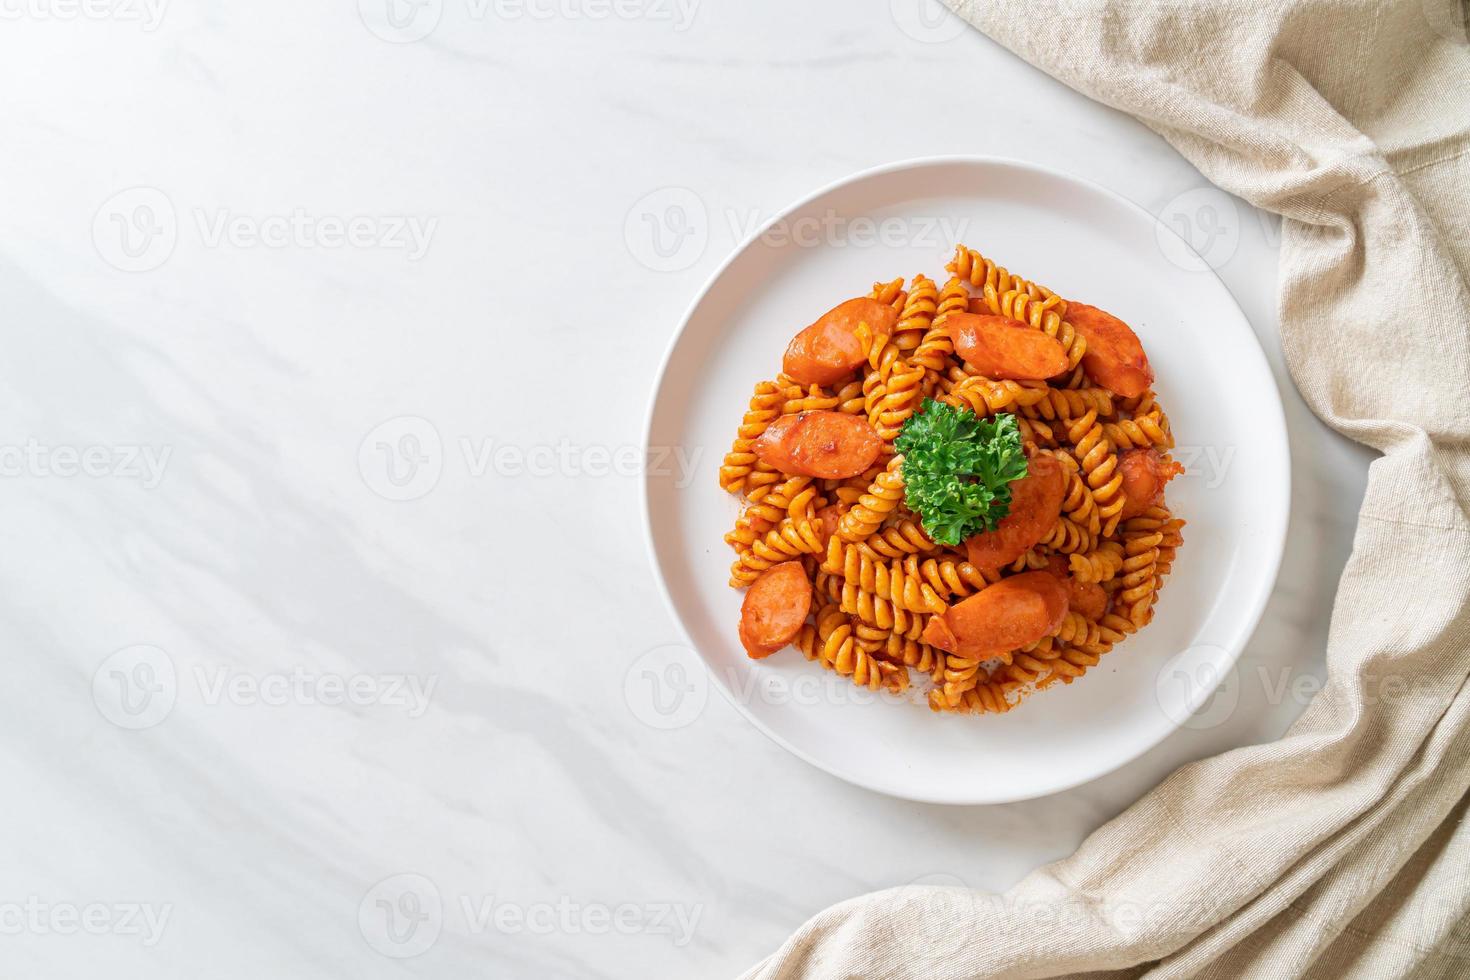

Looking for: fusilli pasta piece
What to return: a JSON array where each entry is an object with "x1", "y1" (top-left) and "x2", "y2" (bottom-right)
[
  {"x1": 1103, "y1": 412, "x2": 1174, "y2": 450},
  {"x1": 892, "y1": 274, "x2": 938, "y2": 351},
  {"x1": 1069, "y1": 540, "x2": 1125, "y2": 583},
  {"x1": 1066, "y1": 409, "x2": 1126, "y2": 536},
  {"x1": 1021, "y1": 387, "x2": 1114, "y2": 423},
  {"x1": 718, "y1": 380, "x2": 791, "y2": 492},
  {"x1": 835, "y1": 454, "x2": 905, "y2": 542},
  {"x1": 992, "y1": 286, "x2": 1087, "y2": 369}
]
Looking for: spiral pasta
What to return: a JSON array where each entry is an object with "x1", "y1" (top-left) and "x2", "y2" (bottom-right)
[
  {"x1": 870, "y1": 276, "x2": 907, "y2": 312},
  {"x1": 1117, "y1": 519, "x2": 1165, "y2": 628},
  {"x1": 913, "y1": 276, "x2": 967, "y2": 393},
  {"x1": 1067, "y1": 409, "x2": 1126, "y2": 536},
  {"x1": 992, "y1": 286, "x2": 1087, "y2": 369},
  {"x1": 782, "y1": 383, "x2": 843, "y2": 414},
  {"x1": 719, "y1": 380, "x2": 793, "y2": 491},
  {"x1": 838, "y1": 578, "x2": 928, "y2": 640},
  {"x1": 812, "y1": 602, "x2": 909, "y2": 692},
  {"x1": 1069, "y1": 540, "x2": 1125, "y2": 583},
  {"x1": 855, "y1": 320, "x2": 926, "y2": 444},
  {"x1": 835, "y1": 454, "x2": 906, "y2": 542},
  {"x1": 941, "y1": 376, "x2": 1051, "y2": 417},
  {"x1": 892, "y1": 274, "x2": 938, "y2": 351},
  {"x1": 947, "y1": 244, "x2": 1020, "y2": 301},
  {"x1": 1102, "y1": 411, "x2": 1174, "y2": 451},
  {"x1": 1039, "y1": 515, "x2": 1097, "y2": 554},
  {"x1": 862, "y1": 519, "x2": 936, "y2": 558},
  {"x1": 729, "y1": 515, "x2": 824, "y2": 587},
  {"x1": 722, "y1": 248, "x2": 1184, "y2": 718},
  {"x1": 822, "y1": 538, "x2": 948, "y2": 615},
  {"x1": 1022, "y1": 387, "x2": 1114, "y2": 423}
]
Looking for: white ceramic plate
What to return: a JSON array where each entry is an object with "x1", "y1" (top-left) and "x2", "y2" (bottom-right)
[{"x1": 642, "y1": 157, "x2": 1289, "y2": 804}]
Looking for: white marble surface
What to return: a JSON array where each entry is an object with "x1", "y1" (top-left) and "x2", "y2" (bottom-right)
[{"x1": 0, "y1": 1, "x2": 1374, "y2": 977}]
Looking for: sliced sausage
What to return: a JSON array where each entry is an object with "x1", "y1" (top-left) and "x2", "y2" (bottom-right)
[
  {"x1": 782, "y1": 297, "x2": 900, "y2": 386},
  {"x1": 1118, "y1": 448, "x2": 1184, "y2": 519},
  {"x1": 922, "y1": 571, "x2": 1069, "y2": 657},
  {"x1": 964, "y1": 453, "x2": 1067, "y2": 571},
  {"x1": 1067, "y1": 579, "x2": 1109, "y2": 620},
  {"x1": 815, "y1": 504, "x2": 843, "y2": 547},
  {"x1": 947, "y1": 312, "x2": 1068, "y2": 381},
  {"x1": 1065, "y1": 301, "x2": 1153, "y2": 398},
  {"x1": 739, "y1": 562, "x2": 813, "y2": 659},
  {"x1": 752, "y1": 411, "x2": 884, "y2": 479},
  {"x1": 1039, "y1": 555, "x2": 1109, "y2": 620}
]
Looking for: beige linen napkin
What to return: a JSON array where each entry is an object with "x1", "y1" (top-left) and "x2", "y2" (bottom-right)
[{"x1": 740, "y1": 2, "x2": 1470, "y2": 976}]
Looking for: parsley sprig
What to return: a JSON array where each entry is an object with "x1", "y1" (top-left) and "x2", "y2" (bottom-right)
[{"x1": 894, "y1": 400, "x2": 1029, "y2": 547}]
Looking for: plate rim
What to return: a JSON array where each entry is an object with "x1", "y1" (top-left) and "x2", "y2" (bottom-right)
[{"x1": 640, "y1": 154, "x2": 1291, "y2": 805}]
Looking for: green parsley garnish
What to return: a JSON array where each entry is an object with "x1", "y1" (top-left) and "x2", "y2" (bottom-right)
[{"x1": 894, "y1": 400, "x2": 1028, "y2": 547}]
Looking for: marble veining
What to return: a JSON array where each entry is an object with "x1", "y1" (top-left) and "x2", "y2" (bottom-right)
[{"x1": 0, "y1": 1, "x2": 1370, "y2": 976}]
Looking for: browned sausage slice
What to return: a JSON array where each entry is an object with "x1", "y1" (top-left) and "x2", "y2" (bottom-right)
[
  {"x1": 947, "y1": 312, "x2": 1068, "y2": 381},
  {"x1": 739, "y1": 562, "x2": 813, "y2": 659},
  {"x1": 782, "y1": 297, "x2": 900, "y2": 385},
  {"x1": 815, "y1": 504, "x2": 843, "y2": 548},
  {"x1": 1065, "y1": 302, "x2": 1153, "y2": 398},
  {"x1": 1118, "y1": 448, "x2": 1184, "y2": 519},
  {"x1": 752, "y1": 411, "x2": 884, "y2": 480},
  {"x1": 964, "y1": 454, "x2": 1067, "y2": 572},
  {"x1": 921, "y1": 571, "x2": 1069, "y2": 657}
]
